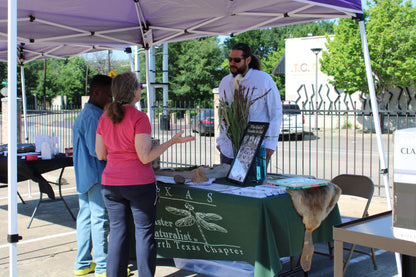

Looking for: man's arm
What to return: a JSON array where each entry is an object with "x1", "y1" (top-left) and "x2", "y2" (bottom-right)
[{"x1": 264, "y1": 77, "x2": 283, "y2": 158}]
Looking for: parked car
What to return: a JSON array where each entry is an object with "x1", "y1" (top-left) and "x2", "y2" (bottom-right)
[
  {"x1": 191, "y1": 109, "x2": 214, "y2": 136},
  {"x1": 280, "y1": 103, "x2": 304, "y2": 138}
]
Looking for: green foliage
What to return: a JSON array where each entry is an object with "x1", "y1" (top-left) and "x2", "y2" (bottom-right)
[
  {"x1": 22, "y1": 57, "x2": 97, "y2": 105},
  {"x1": 168, "y1": 37, "x2": 226, "y2": 102},
  {"x1": 262, "y1": 48, "x2": 285, "y2": 98},
  {"x1": 223, "y1": 22, "x2": 334, "y2": 58},
  {"x1": 321, "y1": 19, "x2": 365, "y2": 95},
  {"x1": 366, "y1": 0, "x2": 416, "y2": 90},
  {"x1": 56, "y1": 57, "x2": 94, "y2": 104},
  {"x1": 321, "y1": 0, "x2": 416, "y2": 96}
]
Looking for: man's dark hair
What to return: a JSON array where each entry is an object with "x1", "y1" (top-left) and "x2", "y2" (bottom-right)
[
  {"x1": 90, "y1": 74, "x2": 112, "y2": 95},
  {"x1": 231, "y1": 43, "x2": 262, "y2": 70}
]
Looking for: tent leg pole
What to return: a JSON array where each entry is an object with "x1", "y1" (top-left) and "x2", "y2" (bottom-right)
[
  {"x1": 8, "y1": 0, "x2": 19, "y2": 275},
  {"x1": 357, "y1": 15, "x2": 401, "y2": 277},
  {"x1": 145, "y1": 48, "x2": 153, "y2": 125}
]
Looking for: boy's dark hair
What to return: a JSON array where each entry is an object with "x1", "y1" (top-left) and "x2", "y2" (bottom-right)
[{"x1": 90, "y1": 75, "x2": 112, "y2": 94}]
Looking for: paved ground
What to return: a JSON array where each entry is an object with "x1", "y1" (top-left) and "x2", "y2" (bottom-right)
[{"x1": 0, "y1": 167, "x2": 399, "y2": 277}]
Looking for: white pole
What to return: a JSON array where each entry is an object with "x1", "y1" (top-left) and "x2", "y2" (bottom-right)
[
  {"x1": 358, "y1": 18, "x2": 401, "y2": 276},
  {"x1": 132, "y1": 46, "x2": 142, "y2": 111},
  {"x1": 358, "y1": 19, "x2": 391, "y2": 209},
  {"x1": 8, "y1": 0, "x2": 19, "y2": 275},
  {"x1": 150, "y1": 46, "x2": 156, "y2": 121},
  {"x1": 150, "y1": 46, "x2": 156, "y2": 113},
  {"x1": 127, "y1": 47, "x2": 142, "y2": 111},
  {"x1": 145, "y1": 48, "x2": 154, "y2": 124},
  {"x1": 134, "y1": 45, "x2": 140, "y2": 82},
  {"x1": 162, "y1": 43, "x2": 169, "y2": 116},
  {"x1": 20, "y1": 65, "x2": 32, "y2": 198},
  {"x1": 20, "y1": 66, "x2": 28, "y2": 143}
]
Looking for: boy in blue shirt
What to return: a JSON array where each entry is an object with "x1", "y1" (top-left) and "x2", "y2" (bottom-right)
[{"x1": 73, "y1": 75, "x2": 112, "y2": 276}]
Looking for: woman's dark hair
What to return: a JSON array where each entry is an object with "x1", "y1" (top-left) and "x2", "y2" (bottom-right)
[
  {"x1": 106, "y1": 71, "x2": 139, "y2": 124},
  {"x1": 231, "y1": 43, "x2": 262, "y2": 70}
]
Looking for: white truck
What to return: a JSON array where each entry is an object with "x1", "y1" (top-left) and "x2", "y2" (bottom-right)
[{"x1": 280, "y1": 102, "x2": 304, "y2": 139}]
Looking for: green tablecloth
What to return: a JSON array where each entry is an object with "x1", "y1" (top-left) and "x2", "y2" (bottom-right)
[{"x1": 155, "y1": 181, "x2": 341, "y2": 276}]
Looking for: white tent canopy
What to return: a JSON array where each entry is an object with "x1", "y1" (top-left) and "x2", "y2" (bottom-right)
[{"x1": 2, "y1": 0, "x2": 394, "y2": 276}]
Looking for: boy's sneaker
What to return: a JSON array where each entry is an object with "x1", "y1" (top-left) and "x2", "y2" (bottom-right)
[{"x1": 74, "y1": 262, "x2": 96, "y2": 276}]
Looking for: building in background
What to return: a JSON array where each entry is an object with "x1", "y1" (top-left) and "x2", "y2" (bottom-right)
[{"x1": 280, "y1": 35, "x2": 415, "y2": 131}]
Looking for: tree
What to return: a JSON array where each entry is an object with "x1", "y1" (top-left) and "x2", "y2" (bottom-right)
[
  {"x1": 20, "y1": 56, "x2": 98, "y2": 106},
  {"x1": 321, "y1": 0, "x2": 416, "y2": 97},
  {"x1": 168, "y1": 37, "x2": 226, "y2": 103},
  {"x1": 262, "y1": 48, "x2": 285, "y2": 98},
  {"x1": 55, "y1": 57, "x2": 97, "y2": 105},
  {"x1": 223, "y1": 21, "x2": 334, "y2": 58}
]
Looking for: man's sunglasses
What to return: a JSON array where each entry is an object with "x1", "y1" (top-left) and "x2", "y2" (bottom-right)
[{"x1": 227, "y1": 57, "x2": 244, "y2": 63}]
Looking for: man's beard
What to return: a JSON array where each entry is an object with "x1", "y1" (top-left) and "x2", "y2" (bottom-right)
[{"x1": 231, "y1": 64, "x2": 247, "y2": 77}]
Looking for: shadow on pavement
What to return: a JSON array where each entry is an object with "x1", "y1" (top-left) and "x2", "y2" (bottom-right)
[{"x1": 0, "y1": 193, "x2": 78, "y2": 229}]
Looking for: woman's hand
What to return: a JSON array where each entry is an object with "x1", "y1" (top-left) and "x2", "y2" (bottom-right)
[
  {"x1": 170, "y1": 130, "x2": 195, "y2": 145},
  {"x1": 135, "y1": 131, "x2": 195, "y2": 164}
]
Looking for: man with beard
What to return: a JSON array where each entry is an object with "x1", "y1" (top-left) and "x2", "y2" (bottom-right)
[{"x1": 216, "y1": 43, "x2": 282, "y2": 169}]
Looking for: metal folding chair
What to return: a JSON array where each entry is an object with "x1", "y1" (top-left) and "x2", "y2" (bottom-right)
[{"x1": 315, "y1": 174, "x2": 377, "y2": 274}]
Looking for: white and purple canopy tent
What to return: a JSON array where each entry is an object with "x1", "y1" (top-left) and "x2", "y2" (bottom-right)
[{"x1": 1, "y1": 0, "x2": 394, "y2": 276}]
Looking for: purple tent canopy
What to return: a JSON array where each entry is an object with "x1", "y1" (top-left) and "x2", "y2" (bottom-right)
[{"x1": 0, "y1": 0, "x2": 361, "y2": 49}]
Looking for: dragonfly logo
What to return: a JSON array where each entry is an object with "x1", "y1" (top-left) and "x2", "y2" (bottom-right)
[{"x1": 166, "y1": 203, "x2": 228, "y2": 244}]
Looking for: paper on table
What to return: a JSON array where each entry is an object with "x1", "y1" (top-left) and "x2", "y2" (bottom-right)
[
  {"x1": 155, "y1": 175, "x2": 177, "y2": 184},
  {"x1": 155, "y1": 176, "x2": 216, "y2": 186},
  {"x1": 256, "y1": 184, "x2": 287, "y2": 195},
  {"x1": 185, "y1": 178, "x2": 215, "y2": 186},
  {"x1": 187, "y1": 182, "x2": 239, "y2": 192},
  {"x1": 226, "y1": 187, "x2": 267, "y2": 198}
]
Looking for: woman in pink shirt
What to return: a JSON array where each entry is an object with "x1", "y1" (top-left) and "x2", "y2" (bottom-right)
[{"x1": 96, "y1": 72, "x2": 194, "y2": 277}]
